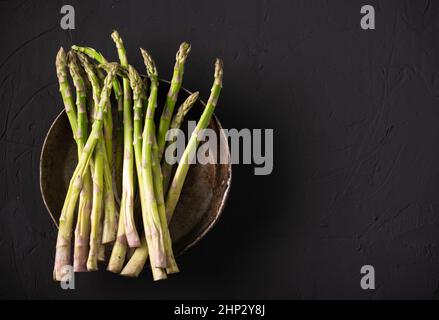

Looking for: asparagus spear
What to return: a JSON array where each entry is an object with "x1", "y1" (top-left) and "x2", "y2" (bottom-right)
[
  {"x1": 157, "y1": 42, "x2": 191, "y2": 160},
  {"x1": 122, "y1": 60, "x2": 222, "y2": 277},
  {"x1": 152, "y1": 134, "x2": 179, "y2": 274},
  {"x1": 111, "y1": 31, "x2": 140, "y2": 248},
  {"x1": 126, "y1": 65, "x2": 147, "y2": 238},
  {"x1": 121, "y1": 134, "x2": 180, "y2": 278},
  {"x1": 162, "y1": 92, "x2": 199, "y2": 195},
  {"x1": 66, "y1": 51, "x2": 93, "y2": 272},
  {"x1": 53, "y1": 68, "x2": 116, "y2": 280},
  {"x1": 56, "y1": 48, "x2": 78, "y2": 141},
  {"x1": 75, "y1": 57, "x2": 103, "y2": 271},
  {"x1": 53, "y1": 48, "x2": 79, "y2": 279},
  {"x1": 107, "y1": 199, "x2": 127, "y2": 273},
  {"x1": 120, "y1": 237, "x2": 148, "y2": 277},
  {"x1": 121, "y1": 65, "x2": 167, "y2": 280},
  {"x1": 72, "y1": 45, "x2": 124, "y2": 198},
  {"x1": 98, "y1": 212, "x2": 106, "y2": 262},
  {"x1": 166, "y1": 59, "x2": 223, "y2": 221},
  {"x1": 140, "y1": 48, "x2": 167, "y2": 269},
  {"x1": 87, "y1": 137, "x2": 104, "y2": 271},
  {"x1": 115, "y1": 93, "x2": 124, "y2": 200},
  {"x1": 77, "y1": 52, "x2": 117, "y2": 245}
]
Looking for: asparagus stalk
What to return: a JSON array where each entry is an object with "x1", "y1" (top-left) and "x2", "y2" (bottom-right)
[
  {"x1": 72, "y1": 45, "x2": 124, "y2": 198},
  {"x1": 87, "y1": 138, "x2": 104, "y2": 271},
  {"x1": 152, "y1": 134, "x2": 179, "y2": 274},
  {"x1": 162, "y1": 92, "x2": 199, "y2": 195},
  {"x1": 77, "y1": 56, "x2": 113, "y2": 267},
  {"x1": 98, "y1": 213, "x2": 106, "y2": 262},
  {"x1": 157, "y1": 42, "x2": 191, "y2": 160},
  {"x1": 53, "y1": 48, "x2": 79, "y2": 279},
  {"x1": 66, "y1": 51, "x2": 93, "y2": 272},
  {"x1": 121, "y1": 134, "x2": 180, "y2": 278},
  {"x1": 95, "y1": 69, "x2": 113, "y2": 170},
  {"x1": 165, "y1": 59, "x2": 223, "y2": 221},
  {"x1": 107, "y1": 199, "x2": 128, "y2": 273},
  {"x1": 115, "y1": 92, "x2": 124, "y2": 200},
  {"x1": 120, "y1": 237, "x2": 148, "y2": 277},
  {"x1": 53, "y1": 68, "x2": 116, "y2": 280},
  {"x1": 56, "y1": 48, "x2": 78, "y2": 141},
  {"x1": 126, "y1": 65, "x2": 146, "y2": 228},
  {"x1": 77, "y1": 52, "x2": 117, "y2": 245},
  {"x1": 121, "y1": 65, "x2": 167, "y2": 280},
  {"x1": 121, "y1": 60, "x2": 222, "y2": 277},
  {"x1": 111, "y1": 30, "x2": 140, "y2": 248},
  {"x1": 101, "y1": 139, "x2": 117, "y2": 243},
  {"x1": 140, "y1": 48, "x2": 167, "y2": 269},
  {"x1": 85, "y1": 63, "x2": 105, "y2": 271}
]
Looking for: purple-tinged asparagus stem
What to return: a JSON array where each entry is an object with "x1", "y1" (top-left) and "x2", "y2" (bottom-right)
[
  {"x1": 140, "y1": 48, "x2": 167, "y2": 272},
  {"x1": 53, "y1": 68, "x2": 116, "y2": 280},
  {"x1": 53, "y1": 47, "x2": 78, "y2": 279}
]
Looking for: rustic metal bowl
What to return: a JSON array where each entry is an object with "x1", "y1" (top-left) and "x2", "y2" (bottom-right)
[{"x1": 40, "y1": 80, "x2": 231, "y2": 256}]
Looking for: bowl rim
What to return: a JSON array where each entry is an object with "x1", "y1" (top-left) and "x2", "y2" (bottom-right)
[{"x1": 39, "y1": 79, "x2": 232, "y2": 255}]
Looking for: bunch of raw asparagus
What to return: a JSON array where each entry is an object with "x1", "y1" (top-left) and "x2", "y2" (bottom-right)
[{"x1": 53, "y1": 30, "x2": 223, "y2": 281}]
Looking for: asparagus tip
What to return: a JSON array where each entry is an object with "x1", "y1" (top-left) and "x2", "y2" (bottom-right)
[
  {"x1": 182, "y1": 91, "x2": 199, "y2": 114},
  {"x1": 140, "y1": 48, "x2": 157, "y2": 78},
  {"x1": 111, "y1": 29, "x2": 121, "y2": 42},
  {"x1": 176, "y1": 42, "x2": 191, "y2": 64},
  {"x1": 128, "y1": 64, "x2": 143, "y2": 98},
  {"x1": 55, "y1": 47, "x2": 68, "y2": 81},
  {"x1": 214, "y1": 58, "x2": 224, "y2": 85},
  {"x1": 56, "y1": 47, "x2": 66, "y2": 67},
  {"x1": 57, "y1": 46, "x2": 65, "y2": 56},
  {"x1": 66, "y1": 49, "x2": 79, "y2": 67},
  {"x1": 188, "y1": 91, "x2": 199, "y2": 103}
]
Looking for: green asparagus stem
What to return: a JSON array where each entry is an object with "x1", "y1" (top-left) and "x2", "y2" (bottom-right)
[
  {"x1": 127, "y1": 65, "x2": 146, "y2": 230},
  {"x1": 162, "y1": 92, "x2": 199, "y2": 195},
  {"x1": 53, "y1": 68, "x2": 116, "y2": 280},
  {"x1": 152, "y1": 134, "x2": 179, "y2": 274},
  {"x1": 87, "y1": 138, "x2": 104, "y2": 271},
  {"x1": 86, "y1": 63, "x2": 105, "y2": 271},
  {"x1": 120, "y1": 237, "x2": 148, "y2": 277},
  {"x1": 121, "y1": 92, "x2": 199, "y2": 277},
  {"x1": 101, "y1": 139, "x2": 117, "y2": 244},
  {"x1": 115, "y1": 91, "x2": 124, "y2": 200},
  {"x1": 77, "y1": 52, "x2": 117, "y2": 245},
  {"x1": 53, "y1": 48, "x2": 79, "y2": 279},
  {"x1": 107, "y1": 199, "x2": 127, "y2": 273},
  {"x1": 140, "y1": 48, "x2": 168, "y2": 270},
  {"x1": 103, "y1": 99, "x2": 113, "y2": 168},
  {"x1": 111, "y1": 30, "x2": 140, "y2": 248},
  {"x1": 56, "y1": 48, "x2": 78, "y2": 141},
  {"x1": 157, "y1": 42, "x2": 191, "y2": 160},
  {"x1": 129, "y1": 65, "x2": 144, "y2": 186},
  {"x1": 121, "y1": 123, "x2": 184, "y2": 278},
  {"x1": 98, "y1": 213, "x2": 106, "y2": 262},
  {"x1": 72, "y1": 45, "x2": 124, "y2": 196},
  {"x1": 66, "y1": 51, "x2": 93, "y2": 272},
  {"x1": 165, "y1": 59, "x2": 223, "y2": 222},
  {"x1": 123, "y1": 65, "x2": 167, "y2": 280}
]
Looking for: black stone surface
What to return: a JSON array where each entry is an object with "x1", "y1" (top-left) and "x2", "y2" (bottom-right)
[{"x1": 1, "y1": 0, "x2": 439, "y2": 299}]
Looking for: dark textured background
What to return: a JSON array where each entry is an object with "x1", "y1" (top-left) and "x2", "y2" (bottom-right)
[{"x1": 1, "y1": 0, "x2": 439, "y2": 299}]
